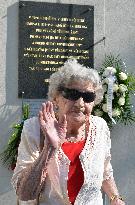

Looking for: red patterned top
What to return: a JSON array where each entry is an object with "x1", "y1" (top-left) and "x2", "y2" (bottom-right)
[{"x1": 62, "y1": 140, "x2": 86, "y2": 204}]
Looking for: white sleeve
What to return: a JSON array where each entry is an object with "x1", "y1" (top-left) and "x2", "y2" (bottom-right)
[
  {"x1": 11, "y1": 117, "x2": 40, "y2": 191},
  {"x1": 103, "y1": 122, "x2": 113, "y2": 181}
]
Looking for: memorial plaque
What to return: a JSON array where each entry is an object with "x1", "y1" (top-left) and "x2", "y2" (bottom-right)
[{"x1": 18, "y1": 1, "x2": 94, "y2": 98}]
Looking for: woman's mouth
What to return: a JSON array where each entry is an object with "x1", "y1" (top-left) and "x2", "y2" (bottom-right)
[{"x1": 71, "y1": 109, "x2": 85, "y2": 115}]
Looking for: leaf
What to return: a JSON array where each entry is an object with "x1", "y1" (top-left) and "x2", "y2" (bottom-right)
[{"x1": 0, "y1": 103, "x2": 30, "y2": 169}]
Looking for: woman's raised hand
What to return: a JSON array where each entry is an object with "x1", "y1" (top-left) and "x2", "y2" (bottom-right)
[
  {"x1": 111, "y1": 199, "x2": 125, "y2": 205},
  {"x1": 39, "y1": 101, "x2": 67, "y2": 149}
]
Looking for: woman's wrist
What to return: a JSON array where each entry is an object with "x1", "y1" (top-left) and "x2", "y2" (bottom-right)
[{"x1": 110, "y1": 194, "x2": 124, "y2": 202}]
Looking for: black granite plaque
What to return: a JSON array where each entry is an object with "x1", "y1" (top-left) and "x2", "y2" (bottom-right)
[{"x1": 18, "y1": 1, "x2": 94, "y2": 98}]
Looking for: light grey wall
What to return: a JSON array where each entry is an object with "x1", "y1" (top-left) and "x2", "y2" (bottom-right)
[{"x1": 0, "y1": 0, "x2": 135, "y2": 204}]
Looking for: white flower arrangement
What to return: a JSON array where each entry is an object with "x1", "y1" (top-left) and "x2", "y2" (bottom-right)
[
  {"x1": 113, "y1": 83, "x2": 119, "y2": 92},
  {"x1": 119, "y1": 72, "x2": 128, "y2": 80},
  {"x1": 118, "y1": 97, "x2": 125, "y2": 106},
  {"x1": 93, "y1": 55, "x2": 135, "y2": 127}
]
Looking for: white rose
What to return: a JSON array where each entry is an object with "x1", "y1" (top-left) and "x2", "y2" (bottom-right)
[
  {"x1": 118, "y1": 97, "x2": 125, "y2": 106},
  {"x1": 113, "y1": 84, "x2": 119, "y2": 92},
  {"x1": 104, "y1": 94, "x2": 108, "y2": 99},
  {"x1": 103, "y1": 67, "x2": 116, "y2": 77},
  {"x1": 94, "y1": 109, "x2": 103, "y2": 117},
  {"x1": 119, "y1": 72, "x2": 127, "y2": 80},
  {"x1": 102, "y1": 78, "x2": 109, "y2": 84},
  {"x1": 122, "y1": 92, "x2": 126, "y2": 97},
  {"x1": 102, "y1": 104, "x2": 108, "y2": 112},
  {"x1": 119, "y1": 84, "x2": 127, "y2": 92},
  {"x1": 102, "y1": 84, "x2": 107, "y2": 93},
  {"x1": 112, "y1": 108, "x2": 121, "y2": 117},
  {"x1": 106, "y1": 67, "x2": 116, "y2": 73}
]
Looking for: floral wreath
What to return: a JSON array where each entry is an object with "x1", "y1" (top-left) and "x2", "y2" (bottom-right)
[{"x1": 93, "y1": 55, "x2": 135, "y2": 127}]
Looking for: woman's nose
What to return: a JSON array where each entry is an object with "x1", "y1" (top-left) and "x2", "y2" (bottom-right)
[{"x1": 74, "y1": 97, "x2": 84, "y2": 106}]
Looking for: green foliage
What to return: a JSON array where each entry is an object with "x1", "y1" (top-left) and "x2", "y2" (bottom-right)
[
  {"x1": 93, "y1": 54, "x2": 135, "y2": 128},
  {"x1": 0, "y1": 104, "x2": 29, "y2": 170}
]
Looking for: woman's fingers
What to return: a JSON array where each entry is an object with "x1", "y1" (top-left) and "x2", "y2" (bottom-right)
[
  {"x1": 49, "y1": 102, "x2": 56, "y2": 119},
  {"x1": 47, "y1": 101, "x2": 56, "y2": 120},
  {"x1": 38, "y1": 111, "x2": 45, "y2": 126},
  {"x1": 45, "y1": 101, "x2": 56, "y2": 119},
  {"x1": 42, "y1": 102, "x2": 51, "y2": 121},
  {"x1": 42, "y1": 103, "x2": 47, "y2": 121},
  {"x1": 46, "y1": 101, "x2": 50, "y2": 113},
  {"x1": 40, "y1": 101, "x2": 56, "y2": 124}
]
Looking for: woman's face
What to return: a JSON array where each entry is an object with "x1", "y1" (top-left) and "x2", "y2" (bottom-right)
[{"x1": 54, "y1": 81, "x2": 95, "y2": 126}]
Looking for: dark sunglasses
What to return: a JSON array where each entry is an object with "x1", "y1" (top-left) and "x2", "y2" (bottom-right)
[{"x1": 58, "y1": 87, "x2": 96, "y2": 103}]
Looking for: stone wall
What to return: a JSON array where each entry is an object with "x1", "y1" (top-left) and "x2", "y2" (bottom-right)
[{"x1": 0, "y1": 0, "x2": 135, "y2": 204}]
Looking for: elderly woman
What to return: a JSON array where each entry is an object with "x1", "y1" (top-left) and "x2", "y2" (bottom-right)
[{"x1": 12, "y1": 59, "x2": 125, "y2": 205}]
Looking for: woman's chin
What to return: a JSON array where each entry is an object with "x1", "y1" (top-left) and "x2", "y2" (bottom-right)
[{"x1": 68, "y1": 112, "x2": 86, "y2": 123}]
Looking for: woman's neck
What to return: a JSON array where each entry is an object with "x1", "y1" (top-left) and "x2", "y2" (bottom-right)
[
  {"x1": 66, "y1": 124, "x2": 85, "y2": 138},
  {"x1": 65, "y1": 115, "x2": 90, "y2": 141}
]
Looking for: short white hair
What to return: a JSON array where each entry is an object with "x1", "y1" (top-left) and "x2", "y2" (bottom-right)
[{"x1": 48, "y1": 59, "x2": 103, "y2": 105}]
